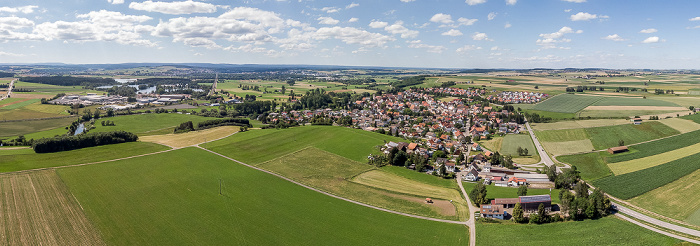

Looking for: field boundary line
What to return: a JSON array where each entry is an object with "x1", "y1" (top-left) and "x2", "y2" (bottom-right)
[{"x1": 196, "y1": 146, "x2": 467, "y2": 226}]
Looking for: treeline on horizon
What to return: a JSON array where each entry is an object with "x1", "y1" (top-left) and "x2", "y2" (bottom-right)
[
  {"x1": 32, "y1": 131, "x2": 138, "y2": 153},
  {"x1": 20, "y1": 76, "x2": 116, "y2": 88}
]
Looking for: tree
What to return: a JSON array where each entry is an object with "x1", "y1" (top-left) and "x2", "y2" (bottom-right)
[
  {"x1": 559, "y1": 189, "x2": 575, "y2": 214},
  {"x1": 503, "y1": 155, "x2": 514, "y2": 169},
  {"x1": 690, "y1": 106, "x2": 695, "y2": 111},
  {"x1": 286, "y1": 80, "x2": 296, "y2": 86},
  {"x1": 517, "y1": 185, "x2": 528, "y2": 196},
  {"x1": 392, "y1": 150, "x2": 408, "y2": 166},
  {"x1": 281, "y1": 85, "x2": 286, "y2": 95},
  {"x1": 512, "y1": 203, "x2": 526, "y2": 223},
  {"x1": 618, "y1": 139, "x2": 625, "y2": 146},
  {"x1": 469, "y1": 183, "x2": 488, "y2": 206},
  {"x1": 574, "y1": 181, "x2": 589, "y2": 198},
  {"x1": 438, "y1": 164, "x2": 447, "y2": 177},
  {"x1": 546, "y1": 165, "x2": 557, "y2": 182}
]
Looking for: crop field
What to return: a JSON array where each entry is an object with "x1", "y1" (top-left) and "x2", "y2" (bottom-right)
[
  {"x1": 533, "y1": 94, "x2": 602, "y2": 113},
  {"x1": 259, "y1": 147, "x2": 467, "y2": 220},
  {"x1": 541, "y1": 140, "x2": 594, "y2": 156},
  {"x1": 656, "y1": 96, "x2": 700, "y2": 107},
  {"x1": 592, "y1": 97, "x2": 680, "y2": 107},
  {"x1": 0, "y1": 117, "x2": 77, "y2": 138},
  {"x1": 659, "y1": 118, "x2": 700, "y2": 133},
  {"x1": 593, "y1": 152, "x2": 700, "y2": 199},
  {"x1": 630, "y1": 168, "x2": 700, "y2": 226},
  {"x1": 475, "y1": 217, "x2": 679, "y2": 246},
  {"x1": 684, "y1": 113, "x2": 700, "y2": 124},
  {"x1": 0, "y1": 170, "x2": 104, "y2": 245},
  {"x1": 0, "y1": 99, "x2": 39, "y2": 110},
  {"x1": 0, "y1": 98, "x2": 24, "y2": 106},
  {"x1": 585, "y1": 121, "x2": 679, "y2": 150},
  {"x1": 461, "y1": 182, "x2": 560, "y2": 204},
  {"x1": 58, "y1": 147, "x2": 468, "y2": 245},
  {"x1": 557, "y1": 152, "x2": 611, "y2": 181},
  {"x1": 578, "y1": 109, "x2": 687, "y2": 119},
  {"x1": 139, "y1": 126, "x2": 238, "y2": 148},
  {"x1": 89, "y1": 113, "x2": 216, "y2": 135},
  {"x1": 22, "y1": 103, "x2": 69, "y2": 115},
  {"x1": 535, "y1": 128, "x2": 588, "y2": 142},
  {"x1": 608, "y1": 142, "x2": 700, "y2": 175},
  {"x1": 606, "y1": 129, "x2": 700, "y2": 163},
  {"x1": 500, "y1": 134, "x2": 537, "y2": 156},
  {"x1": 0, "y1": 142, "x2": 169, "y2": 173},
  {"x1": 380, "y1": 166, "x2": 457, "y2": 189},
  {"x1": 206, "y1": 125, "x2": 404, "y2": 164},
  {"x1": 479, "y1": 137, "x2": 502, "y2": 152},
  {"x1": 12, "y1": 81, "x2": 103, "y2": 95},
  {"x1": 530, "y1": 119, "x2": 630, "y2": 130}
]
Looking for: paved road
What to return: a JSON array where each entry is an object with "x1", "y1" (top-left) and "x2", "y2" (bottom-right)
[
  {"x1": 1, "y1": 79, "x2": 15, "y2": 101},
  {"x1": 455, "y1": 172, "x2": 477, "y2": 246},
  {"x1": 613, "y1": 201, "x2": 700, "y2": 238},
  {"x1": 524, "y1": 120, "x2": 561, "y2": 171}
]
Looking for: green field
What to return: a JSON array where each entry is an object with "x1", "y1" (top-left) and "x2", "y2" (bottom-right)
[
  {"x1": 593, "y1": 152, "x2": 700, "y2": 199},
  {"x1": 12, "y1": 81, "x2": 104, "y2": 95},
  {"x1": 592, "y1": 97, "x2": 680, "y2": 107},
  {"x1": 0, "y1": 99, "x2": 40, "y2": 110},
  {"x1": 683, "y1": 113, "x2": 700, "y2": 124},
  {"x1": 608, "y1": 142, "x2": 700, "y2": 175},
  {"x1": 89, "y1": 113, "x2": 217, "y2": 135},
  {"x1": 206, "y1": 126, "x2": 404, "y2": 164},
  {"x1": 500, "y1": 134, "x2": 537, "y2": 157},
  {"x1": 461, "y1": 182, "x2": 561, "y2": 205},
  {"x1": 0, "y1": 97, "x2": 24, "y2": 106},
  {"x1": 0, "y1": 117, "x2": 77, "y2": 138},
  {"x1": 533, "y1": 94, "x2": 603, "y2": 113},
  {"x1": 531, "y1": 119, "x2": 632, "y2": 130},
  {"x1": 58, "y1": 147, "x2": 468, "y2": 245},
  {"x1": 659, "y1": 118, "x2": 700, "y2": 133},
  {"x1": 476, "y1": 217, "x2": 679, "y2": 246},
  {"x1": 557, "y1": 152, "x2": 611, "y2": 181},
  {"x1": 630, "y1": 168, "x2": 700, "y2": 226},
  {"x1": 578, "y1": 110, "x2": 685, "y2": 119},
  {"x1": 606, "y1": 129, "x2": 700, "y2": 163},
  {"x1": 536, "y1": 128, "x2": 588, "y2": 142},
  {"x1": 541, "y1": 140, "x2": 594, "y2": 156},
  {"x1": 585, "y1": 121, "x2": 679, "y2": 150},
  {"x1": 380, "y1": 165, "x2": 457, "y2": 189},
  {"x1": 0, "y1": 142, "x2": 169, "y2": 173}
]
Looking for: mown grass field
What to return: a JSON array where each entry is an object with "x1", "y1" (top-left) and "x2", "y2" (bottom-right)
[
  {"x1": 659, "y1": 118, "x2": 700, "y2": 133},
  {"x1": 683, "y1": 113, "x2": 700, "y2": 124},
  {"x1": 500, "y1": 134, "x2": 537, "y2": 157},
  {"x1": 90, "y1": 113, "x2": 217, "y2": 135},
  {"x1": 585, "y1": 121, "x2": 679, "y2": 150},
  {"x1": 578, "y1": 109, "x2": 686, "y2": 118},
  {"x1": 475, "y1": 217, "x2": 680, "y2": 246},
  {"x1": 0, "y1": 142, "x2": 169, "y2": 173},
  {"x1": 535, "y1": 128, "x2": 588, "y2": 142},
  {"x1": 479, "y1": 137, "x2": 502, "y2": 152},
  {"x1": 258, "y1": 147, "x2": 467, "y2": 220},
  {"x1": 606, "y1": 129, "x2": 700, "y2": 163},
  {"x1": 630, "y1": 168, "x2": 700, "y2": 226},
  {"x1": 461, "y1": 182, "x2": 561, "y2": 205},
  {"x1": 0, "y1": 170, "x2": 104, "y2": 245},
  {"x1": 593, "y1": 152, "x2": 700, "y2": 199},
  {"x1": 206, "y1": 125, "x2": 404, "y2": 164},
  {"x1": 541, "y1": 140, "x2": 594, "y2": 156},
  {"x1": 12, "y1": 81, "x2": 103, "y2": 95},
  {"x1": 531, "y1": 119, "x2": 631, "y2": 130},
  {"x1": 0, "y1": 117, "x2": 77, "y2": 138},
  {"x1": 533, "y1": 94, "x2": 602, "y2": 113},
  {"x1": 557, "y1": 152, "x2": 611, "y2": 181},
  {"x1": 58, "y1": 147, "x2": 469, "y2": 245},
  {"x1": 608, "y1": 142, "x2": 700, "y2": 175},
  {"x1": 592, "y1": 97, "x2": 680, "y2": 107},
  {"x1": 380, "y1": 166, "x2": 457, "y2": 189},
  {"x1": 139, "y1": 126, "x2": 238, "y2": 148}
]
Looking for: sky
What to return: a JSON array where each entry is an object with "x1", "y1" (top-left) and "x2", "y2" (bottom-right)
[{"x1": 0, "y1": 0, "x2": 699, "y2": 69}]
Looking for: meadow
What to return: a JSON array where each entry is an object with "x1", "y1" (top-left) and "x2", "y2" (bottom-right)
[
  {"x1": 12, "y1": 81, "x2": 103, "y2": 95},
  {"x1": 380, "y1": 165, "x2": 458, "y2": 189},
  {"x1": 683, "y1": 113, "x2": 700, "y2": 124},
  {"x1": 89, "y1": 113, "x2": 217, "y2": 135},
  {"x1": 0, "y1": 117, "x2": 77, "y2": 138},
  {"x1": 556, "y1": 152, "x2": 611, "y2": 181},
  {"x1": 0, "y1": 142, "x2": 169, "y2": 172},
  {"x1": 605, "y1": 129, "x2": 700, "y2": 163},
  {"x1": 630, "y1": 168, "x2": 700, "y2": 226},
  {"x1": 530, "y1": 119, "x2": 630, "y2": 131},
  {"x1": 592, "y1": 97, "x2": 680, "y2": 107},
  {"x1": 500, "y1": 134, "x2": 537, "y2": 157},
  {"x1": 541, "y1": 140, "x2": 594, "y2": 156},
  {"x1": 585, "y1": 121, "x2": 679, "y2": 150},
  {"x1": 608, "y1": 142, "x2": 700, "y2": 175},
  {"x1": 533, "y1": 94, "x2": 602, "y2": 113},
  {"x1": 535, "y1": 128, "x2": 588, "y2": 142},
  {"x1": 659, "y1": 118, "x2": 700, "y2": 133},
  {"x1": 57, "y1": 147, "x2": 469, "y2": 245},
  {"x1": 476, "y1": 217, "x2": 679, "y2": 246},
  {"x1": 593, "y1": 152, "x2": 700, "y2": 199}
]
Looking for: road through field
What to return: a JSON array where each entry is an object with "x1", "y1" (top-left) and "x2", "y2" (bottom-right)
[
  {"x1": 0, "y1": 79, "x2": 15, "y2": 101},
  {"x1": 524, "y1": 119, "x2": 565, "y2": 172}
]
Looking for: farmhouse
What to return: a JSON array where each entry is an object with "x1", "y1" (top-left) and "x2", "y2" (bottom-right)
[
  {"x1": 491, "y1": 194, "x2": 552, "y2": 214},
  {"x1": 607, "y1": 146, "x2": 629, "y2": 154},
  {"x1": 480, "y1": 205, "x2": 507, "y2": 220},
  {"x1": 632, "y1": 117, "x2": 642, "y2": 125}
]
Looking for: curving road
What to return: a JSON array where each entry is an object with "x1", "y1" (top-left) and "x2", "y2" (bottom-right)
[{"x1": 1, "y1": 79, "x2": 15, "y2": 101}]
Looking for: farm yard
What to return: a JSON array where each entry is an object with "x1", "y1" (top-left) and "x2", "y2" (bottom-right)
[{"x1": 57, "y1": 147, "x2": 469, "y2": 245}]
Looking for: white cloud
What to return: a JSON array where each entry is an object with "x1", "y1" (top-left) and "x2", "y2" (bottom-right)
[
  {"x1": 320, "y1": 7, "x2": 340, "y2": 13},
  {"x1": 602, "y1": 34, "x2": 625, "y2": 41},
  {"x1": 315, "y1": 26, "x2": 395, "y2": 47},
  {"x1": 488, "y1": 12, "x2": 497, "y2": 21},
  {"x1": 536, "y1": 26, "x2": 581, "y2": 49},
  {"x1": 506, "y1": 0, "x2": 517, "y2": 5},
  {"x1": 490, "y1": 46, "x2": 499, "y2": 50},
  {"x1": 407, "y1": 40, "x2": 446, "y2": 53},
  {"x1": 0, "y1": 51, "x2": 25, "y2": 57},
  {"x1": 107, "y1": 0, "x2": 125, "y2": 4},
  {"x1": 472, "y1": 32, "x2": 491, "y2": 41},
  {"x1": 32, "y1": 10, "x2": 156, "y2": 46},
  {"x1": 317, "y1": 17, "x2": 339, "y2": 25},
  {"x1": 369, "y1": 21, "x2": 388, "y2": 28},
  {"x1": 129, "y1": 0, "x2": 217, "y2": 15},
  {"x1": 465, "y1": 0, "x2": 487, "y2": 5},
  {"x1": 562, "y1": 0, "x2": 586, "y2": 2},
  {"x1": 400, "y1": 0, "x2": 416, "y2": 2},
  {"x1": 642, "y1": 36, "x2": 660, "y2": 43},
  {"x1": 441, "y1": 29, "x2": 463, "y2": 36},
  {"x1": 456, "y1": 45, "x2": 480, "y2": 53},
  {"x1": 690, "y1": 17, "x2": 700, "y2": 21},
  {"x1": 348, "y1": 17, "x2": 358, "y2": 23},
  {"x1": 384, "y1": 21, "x2": 419, "y2": 38},
  {"x1": 570, "y1": 12, "x2": 599, "y2": 21},
  {"x1": 639, "y1": 28, "x2": 657, "y2": 33},
  {"x1": 346, "y1": 3, "x2": 359, "y2": 9},
  {"x1": 0, "y1": 5, "x2": 39, "y2": 14},
  {"x1": 430, "y1": 13, "x2": 453, "y2": 24},
  {"x1": 564, "y1": 9, "x2": 572, "y2": 12},
  {"x1": 504, "y1": 22, "x2": 511, "y2": 28},
  {"x1": 457, "y1": 17, "x2": 478, "y2": 26}
]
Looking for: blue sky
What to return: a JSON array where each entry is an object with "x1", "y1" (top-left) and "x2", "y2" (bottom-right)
[{"x1": 0, "y1": 0, "x2": 698, "y2": 69}]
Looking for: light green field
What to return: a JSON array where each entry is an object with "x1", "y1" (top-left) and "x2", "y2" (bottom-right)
[
  {"x1": 557, "y1": 152, "x2": 611, "y2": 181},
  {"x1": 535, "y1": 128, "x2": 588, "y2": 142},
  {"x1": 258, "y1": 147, "x2": 466, "y2": 220},
  {"x1": 22, "y1": 102, "x2": 69, "y2": 115},
  {"x1": 0, "y1": 142, "x2": 169, "y2": 173},
  {"x1": 592, "y1": 97, "x2": 680, "y2": 107},
  {"x1": 479, "y1": 137, "x2": 502, "y2": 152},
  {"x1": 579, "y1": 110, "x2": 686, "y2": 118},
  {"x1": 531, "y1": 119, "x2": 631, "y2": 130},
  {"x1": 533, "y1": 94, "x2": 602, "y2": 113},
  {"x1": 541, "y1": 140, "x2": 594, "y2": 156},
  {"x1": 0, "y1": 99, "x2": 39, "y2": 110},
  {"x1": 0, "y1": 117, "x2": 77, "y2": 138},
  {"x1": 585, "y1": 121, "x2": 680, "y2": 150},
  {"x1": 379, "y1": 165, "x2": 457, "y2": 189},
  {"x1": 12, "y1": 81, "x2": 104, "y2": 95},
  {"x1": 630, "y1": 168, "x2": 700, "y2": 226},
  {"x1": 608, "y1": 142, "x2": 700, "y2": 175},
  {"x1": 90, "y1": 113, "x2": 217, "y2": 135},
  {"x1": 206, "y1": 126, "x2": 404, "y2": 164},
  {"x1": 500, "y1": 134, "x2": 537, "y2": 156},
  {"x1": 0, "y1": 148, "x2": 34, "y2": 156},
  {"x1": 58, "y1": 147, "x2": 469, "y2": 245},
  {"x1": 476, "y1": 217, "x2": 679, "y2": 246},
  {"x1": 655, "y1": 96, "x2": 700, "y2": 107},
  {"x1": 659, "y1": 118, "x2": 700, "y2": 133},
  {"x1": 0, "y1": 97, "x2": 24, "y2": 106}
]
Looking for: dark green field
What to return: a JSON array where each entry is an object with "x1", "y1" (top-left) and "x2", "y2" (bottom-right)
[
  {"x1": 381, "y1": 166, "x2": 457, "y2": 189},
  {"x1": 58, "y1": 147, "x2": 469, "y2": 245},
  {"x1": 0, "y1": 117, "x2": 77, "y2": 138},
  {"x1": 557, "y1": 152, "x2": 612, "y2": 181},
  {"x1": 585, "y1": 121, "x2": 679, "y2": 150},
  {"x1": 476, "y1": 217, "x2": 679, "y2": 246},
  {"x1": 606, "y1": 129, "x2": 700, "y2": 163},
  {"x1": 533, "y1": 94, "x2": 602, "y2": 113}
]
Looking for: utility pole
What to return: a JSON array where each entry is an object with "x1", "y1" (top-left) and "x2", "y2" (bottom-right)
[{"x1": 219, "y1": 178, "x2": 222, "y2": 195}]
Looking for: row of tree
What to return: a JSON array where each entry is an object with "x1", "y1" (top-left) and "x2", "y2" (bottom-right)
[
  {"x1": 32, "y1": 131, "x2": 138, "y2": 153},
  {"x1": 20, "y1": 76, "x2": 116, "y2": 88}
]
